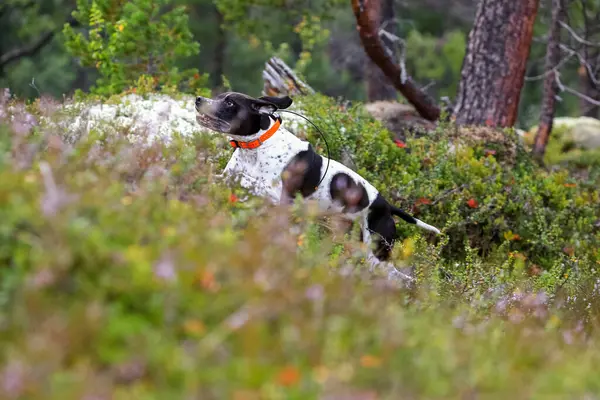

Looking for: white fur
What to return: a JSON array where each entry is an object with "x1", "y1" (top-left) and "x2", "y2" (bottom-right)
[
  {"x1": 223, "y1": 117, "x2": 379, "y2": 213},
  {"x1": 415, "y1": 219, "x2": 441, "y2": 234}
]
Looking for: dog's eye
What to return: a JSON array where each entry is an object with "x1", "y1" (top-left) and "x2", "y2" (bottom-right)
[{"x1": 225, "y1": 100, "x2": 234, "y2": 108}]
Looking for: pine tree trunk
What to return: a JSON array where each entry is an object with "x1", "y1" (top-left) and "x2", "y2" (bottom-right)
[
  {"x1": 366, "y1": 0, "x2": 398, "y2": 102},
  {"x1": 532, "y1": 0, "x2": 564, "y2": 161},
  {"x1": 453, "y1": 0, "x2": 540, "y2": 127}
]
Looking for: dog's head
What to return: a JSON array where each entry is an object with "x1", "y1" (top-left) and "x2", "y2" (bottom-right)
[{"x1": 195, "y1": 92, "x2": 293, "y2": 137}]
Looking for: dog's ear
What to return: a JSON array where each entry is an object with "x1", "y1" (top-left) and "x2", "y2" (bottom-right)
[
  {"x1": 258, "y1": 95, "x2": 293, "y2": 110},
  {"x1": 251, "y1": 98, "x2": 278, "y2": 115}
]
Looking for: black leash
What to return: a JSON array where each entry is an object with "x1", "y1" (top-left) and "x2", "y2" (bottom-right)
[{"x1": 278, "y1": 109, "x2": 331, "y2": 188}]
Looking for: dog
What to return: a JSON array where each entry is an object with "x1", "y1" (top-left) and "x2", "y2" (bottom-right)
[{"x1": 194, "y1": 91, "x2": 440, "y2": 266}]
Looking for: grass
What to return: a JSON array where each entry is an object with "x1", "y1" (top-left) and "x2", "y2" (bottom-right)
[{"x1": 0, "y1": 91, "x2": 600, "y2": 399}]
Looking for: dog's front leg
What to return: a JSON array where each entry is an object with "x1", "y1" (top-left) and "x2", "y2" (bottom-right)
[
  {"x1": 220, "y1": 153, "x2": 238, "y2": 177},
  {"x1": 213, "y1": 152, "x2": 240, "y2": 184}
]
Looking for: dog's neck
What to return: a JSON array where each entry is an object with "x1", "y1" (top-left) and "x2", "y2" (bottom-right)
[{"x1": 227, "y1": 115, "x2": 283, "y2": 147}]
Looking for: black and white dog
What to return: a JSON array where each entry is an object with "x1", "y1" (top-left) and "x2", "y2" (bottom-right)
[{"x1": 195, "y1": 92, "x2": 440, "y2": 265}]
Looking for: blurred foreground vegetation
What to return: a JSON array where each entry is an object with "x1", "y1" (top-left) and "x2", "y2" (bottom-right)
[
  {"x1": 1, "y1": 89, "x2": 599, "y2": 398},
  {"x1": 2, "y1": 0, "x2": 600, "y2": 397}
]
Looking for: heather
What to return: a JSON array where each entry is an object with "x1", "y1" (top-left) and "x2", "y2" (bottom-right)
[
  {"x1": 2, "y1": 0, "x2": 600, "y2": 396},
  {"x1": 0, "y1": 90, "x2": 599, "y2": 399}
]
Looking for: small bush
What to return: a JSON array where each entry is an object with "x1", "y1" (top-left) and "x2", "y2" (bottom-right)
[{"x1": 63, "y1": 0, "x2": 207, "y2": 96}]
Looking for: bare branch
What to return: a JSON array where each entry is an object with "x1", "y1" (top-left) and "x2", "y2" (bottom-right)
[
  {"x1": 351, "y1": 0, "x2": 441, "y2": 121},
  {"x1": 0, "y1": 31, "x2": 56, "y2": 69},
  {"x1": 525, "y1": 50, "x2": 576, "y2": 81},
  {"x1": 559, "y1": 20, "x2": 600, "y2": 47},
  {"x1": 556, "y1": 72, "x2": 600, "y2": 106},
  {"x1": 0, "y1": 13, "x2": 77, "y2": 70},
  {"x1": 557, "y1": 43, "x2": 600, "y2": 87}
]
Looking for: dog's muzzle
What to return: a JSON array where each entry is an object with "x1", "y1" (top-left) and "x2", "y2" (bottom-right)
[{"x1": 195, "y1": 96, "x2": 231, "y2": 133}]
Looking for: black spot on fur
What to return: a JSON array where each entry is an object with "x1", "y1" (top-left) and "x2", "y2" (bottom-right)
[
  {"x1": 260, "y1": 114, "x2": 271, "y2": 130},
  {"x1": 329, "y1": 173, "x2": 369, "y2": 213},
  {"x1": 281, "y1": 145, "x2": 323, "y2": 201},
  {"x1": 367, "y1": 194, "x2": 397, "y2": 261}
]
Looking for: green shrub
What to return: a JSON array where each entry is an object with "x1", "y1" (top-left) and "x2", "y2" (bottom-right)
[
  {"x1": 296, "y1": 94, "x2": 599, "y2": 274},
  {"x1": 63, "y1": 0, "x2": 207, "y2": 96}
]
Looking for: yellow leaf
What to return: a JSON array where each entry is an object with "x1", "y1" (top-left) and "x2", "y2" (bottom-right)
[
  {"x1": 336, "y1": 363, "x2": 355, "y2": 381},
  {"x1": 547, "y1": 314, "x2": 561, "y2": 329},
  {"x1": 183, "y1": 319, "x2": 205, "y2": 336},
  {"x1": 24, "y1": 173, "x2": 37, "y2": 184},
  {"x1": 504, "y1": 231, "x2": 521, "y2": 241},
  {"x1": 233, "y1": 390, "x2": 260, "y2": 400},
  {"x1": 248, "y1": 35, "x2": 260, "y2": 49},
  {"x1": 360, "y1": 355, "x2": 382, "y2": 368},
  {"x1": 161, "y1": 226, "x2": 177, "y2": 238},
  {"x1": 125, "y1": 245, "x2": 147, "y2": 264},
  {"x1": 401, "y1": 238, "x2": 415, "y2": 259},
  {"x1": 312, "y1": 366, "x2": 330, "y2": 384}
]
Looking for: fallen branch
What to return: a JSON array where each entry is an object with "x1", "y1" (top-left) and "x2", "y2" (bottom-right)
[
  {"x1": 351, "y1": 0, "x2": 441, "y2": 121},
  {"x1": 262, "y1": 57, "x2": 315, "y2": 97}
]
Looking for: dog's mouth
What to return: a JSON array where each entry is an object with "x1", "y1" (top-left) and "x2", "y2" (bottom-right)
[{"x1": 195, "y1": 110, "x2": 231, "y2": 133}]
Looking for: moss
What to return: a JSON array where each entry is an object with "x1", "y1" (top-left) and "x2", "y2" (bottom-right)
[{"x1": 526, "y1": 119, "x2": 600, "y2": 167}]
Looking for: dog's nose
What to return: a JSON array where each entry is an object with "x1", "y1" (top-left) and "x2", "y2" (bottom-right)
[{"x1": 195, "y1": 97, "x2": 203, "y2": 107}]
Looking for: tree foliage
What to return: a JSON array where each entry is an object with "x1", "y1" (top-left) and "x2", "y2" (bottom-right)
[
  {"x1": 0, "y1": 0, "x2": 597, "y2": 128},
  {"x1": 63, "y1": 0, "x2": 206, "y2": 96}
]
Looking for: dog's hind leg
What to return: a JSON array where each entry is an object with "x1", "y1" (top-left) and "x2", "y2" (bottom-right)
[
  {"x1": 364, "y1": 202, "x2": 416, "y2": 284},
  {"x1": 367, "y1": 213, "x2": 397, "y2": 262}
]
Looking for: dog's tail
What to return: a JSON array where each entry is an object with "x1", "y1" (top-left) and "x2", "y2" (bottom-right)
[{"x1": 390, "y1": 206, "x2": 441, "y2": 234}]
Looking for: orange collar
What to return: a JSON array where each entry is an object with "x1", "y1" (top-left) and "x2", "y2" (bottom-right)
[{"x1": 229, "y1": 120, "x2": 281, "y2": 150}]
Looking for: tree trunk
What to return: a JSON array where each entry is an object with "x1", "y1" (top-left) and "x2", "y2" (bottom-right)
[
  {"x1": 211, "y1": 6, "x2": 226, "y2": 95},
  {"x1": 453, "y1": 0, "x2": 540, "y2": 127},
  {"x1": 351, "y1": 0, "x2": 441, "y2": 121},
  {"x1": 532, "y1": 0, "x2": 564, "y2": 161},
  {"x1": 366, "y1": 0, "x2": 398, "y2": 102},
  {"x1": 69, "y1": 65, "x2": 93, "y2": 95}
]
